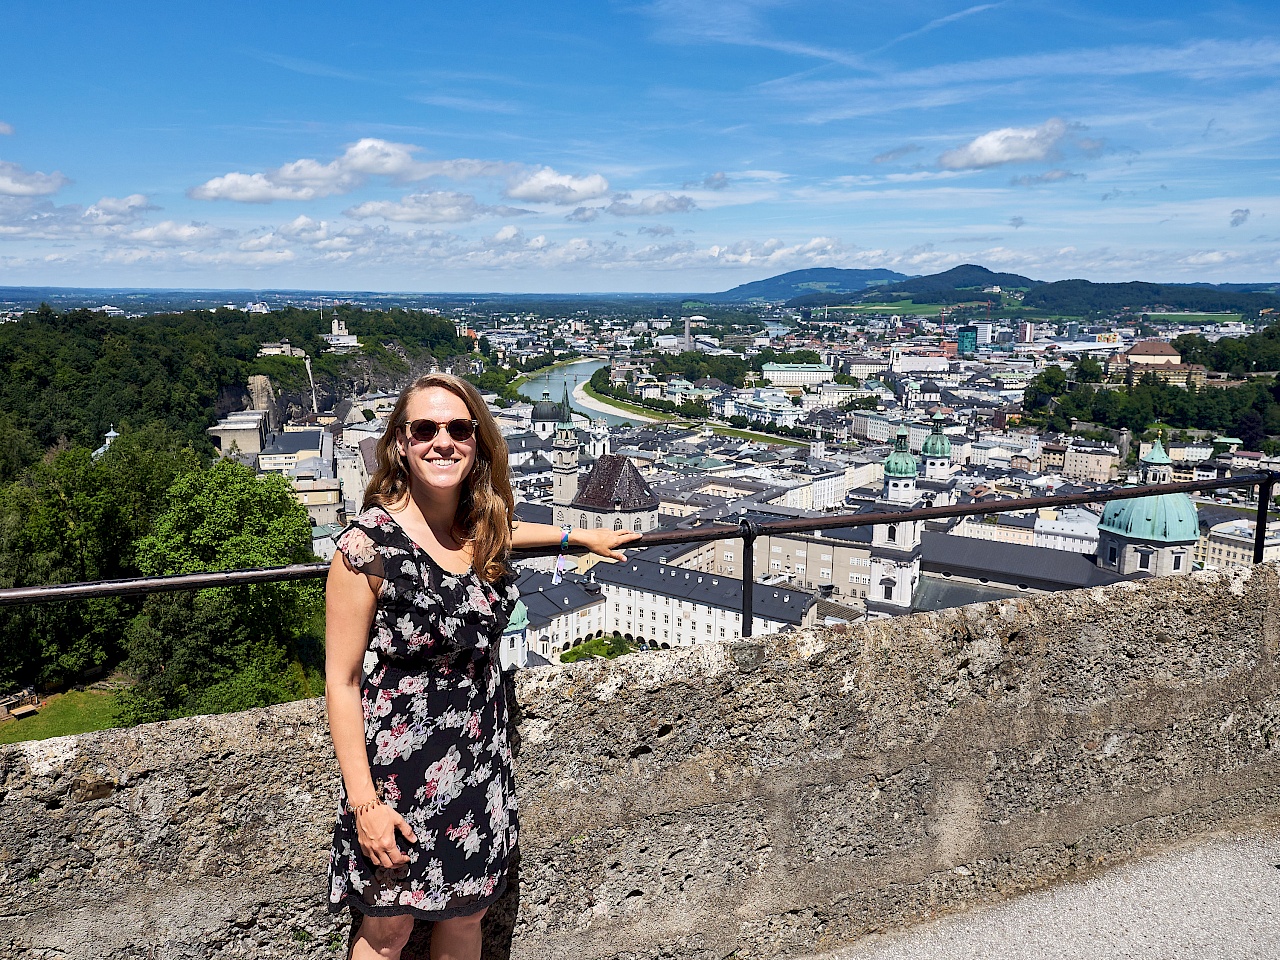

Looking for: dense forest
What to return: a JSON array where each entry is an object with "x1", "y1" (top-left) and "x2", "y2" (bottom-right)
[
  {"x1": 1022, "y1": 280, "x2": 1280, "y2": 316},
  {"x1": 0, "y1": 304, "x2": 472, "y2": 482},
  {"x1": 1023, "y1": 362, "x2": 1280, "y2": 451},
  {"x1": 1172, "y1": 326, "x2": 1280, "y2": 374}
]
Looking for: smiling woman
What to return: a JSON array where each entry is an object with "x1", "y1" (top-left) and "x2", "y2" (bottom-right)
[{"x1": 323, "y1": 372, "x2": 638, "y2": 960}]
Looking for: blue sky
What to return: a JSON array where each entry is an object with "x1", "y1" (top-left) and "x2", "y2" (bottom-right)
[{"x1": 2, "y1": 1, "x2": 1278, "y2": 292}]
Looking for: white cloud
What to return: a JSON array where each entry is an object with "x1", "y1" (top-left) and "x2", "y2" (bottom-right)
[
  {"x1": 1011, "y1": 169, "x2": 1086, "y2": 187},
  {"x1": 638, "y1": 225, "x2": 675, "y2": 237},
  {"x1": 504, "y1": 166, "x2": 610, "y2": 204},
  {"x1": 939, "y1": 118, "x2": 1070, "y2": 170},
  {"x1": 190, "y1": 138, "x2": 514, "y2": 203},
  {"x1": 190, "y1": 172, "x2": 323, "y2": 203},
  {"x1": 0, "y1": 122, "x2": 13, "y2": 136},
  {"x1": 126, "y1": 221, "x2": 227, "y2": 247},
  {"x1": 83, "y1": 194, "x2": 157, "y2": 225},
  {"x1": 0, "y1": 161, "x2": 69, "y2": 197},
  {"x1": 565, "y1": 206, "x2": 601, "y2": 222},
  {"x1": 344, "y1": 191, "x2": 530, "y2": 223},
  {"x1": 607, "y1": 192, "x2": 697, "y2": 216},
  {"x1": 872, "y1": 144, "x2": 922, "y2": 164}
]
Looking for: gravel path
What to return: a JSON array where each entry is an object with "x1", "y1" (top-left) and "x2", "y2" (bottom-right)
[{"x1": 800, "y1": 832, "x2": 1280, "y2": 960}]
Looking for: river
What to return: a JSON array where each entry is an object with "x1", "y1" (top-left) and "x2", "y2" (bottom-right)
[{"x1": 516, "y1": 359, "x2": 640, "y2": 427}]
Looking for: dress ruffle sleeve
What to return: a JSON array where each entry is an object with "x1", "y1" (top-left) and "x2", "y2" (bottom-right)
[{"x1": 336, "y1": 514, "x2": 390, "y2": 581}]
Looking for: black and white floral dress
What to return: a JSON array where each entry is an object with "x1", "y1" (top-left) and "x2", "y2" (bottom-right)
[{"x1": 327, "y1": 506, "x2": 521, "y2": 921}]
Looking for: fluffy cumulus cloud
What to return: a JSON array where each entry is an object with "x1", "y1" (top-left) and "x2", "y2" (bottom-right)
[
  {"x1": 565, "y1": 206, "x2": 600, "y2": 222},
  {"x1": 344, "y1": 191, "x2": 530, "y2": 224},
  {"x1": 1230, "y1": 208, "x2": 1251, "y2": 227},
  {"x1": 126, "y1": 221, "x2": 227, "y2": 247},
  {"x1": 607, "y1": 192, "x2": 698, "y2": 216},
  {"x1": 0, "y1": 160, "x2": 70, "y2": 197},
  {"x1": 83, "y1": 194, "x2": 158, "y2": 225},
  {"x1": 939, "y1": 118, "x2": 1070, "y2": 170},
  {"x1": 190, "y1": 138, "x2": 514, "y2": 203},
  {"x1": 504, "y1": 166, "x2": 610, "y2": 204}
]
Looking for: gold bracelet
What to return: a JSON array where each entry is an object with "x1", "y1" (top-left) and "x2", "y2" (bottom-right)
[{"x1": 350, "y1": 797, "x2": 383, "y2": 817}]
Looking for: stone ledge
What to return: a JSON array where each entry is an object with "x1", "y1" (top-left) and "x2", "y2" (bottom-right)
[{"x1": 3, "y1": 564, "x2": 1279, "y2": 959}]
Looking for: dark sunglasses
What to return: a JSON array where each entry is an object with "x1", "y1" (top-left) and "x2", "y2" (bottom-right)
[{"x1": 402, "y1": 418, "x2": 478, "y2": 444}]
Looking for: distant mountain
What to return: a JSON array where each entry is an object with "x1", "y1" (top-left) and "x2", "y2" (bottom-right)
[
  {"x1": 870, "y1": 264, "x2": 1039, "y2": 303},
  {"x1": 701, "y1": 268, "x2": 910, "y2": 304}
]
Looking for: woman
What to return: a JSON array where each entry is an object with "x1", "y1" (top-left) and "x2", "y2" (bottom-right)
[{"x1": 325, "y1": 373, "x2": 638, "y2": 960}]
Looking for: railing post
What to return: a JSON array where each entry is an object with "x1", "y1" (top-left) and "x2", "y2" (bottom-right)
[
  {"x1": 739, "y1": 518, "x2": 760, "y2": 638},
  {"x1": 1253, "y1": 472, "x2": 1277, "y2": 564}
]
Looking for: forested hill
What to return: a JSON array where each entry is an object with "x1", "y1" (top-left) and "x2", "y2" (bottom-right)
[
  {"x1": 0, "y1": 304, "x2": 471, "y2": 482},
  {"x1": 869, "y1": 264, "x2": 1039, "y2": 303},
  {"x1": 1022, "y1": 279, "x2": 1280, "y2": 315},
  {"x1": 702, "y1": 268, "x2": 910, "y2": 304}
]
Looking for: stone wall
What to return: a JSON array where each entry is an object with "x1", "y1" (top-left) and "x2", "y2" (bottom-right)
[{"x1": 4, "y1": 565, "x2": 1279, "y2": 960}]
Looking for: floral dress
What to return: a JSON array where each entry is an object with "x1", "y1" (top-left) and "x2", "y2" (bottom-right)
[{"x1": 327, "y1": 506, "x2": 521, "y2": 921}]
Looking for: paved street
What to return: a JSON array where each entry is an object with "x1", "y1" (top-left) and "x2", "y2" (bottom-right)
[{"x1": 803, "y1": 832, "x2": 1280, "y2": 960}]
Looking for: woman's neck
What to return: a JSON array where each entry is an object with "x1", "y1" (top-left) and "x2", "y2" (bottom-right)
[{"x1": 400, "y1": 485, "x2": 462, "y2": 543}]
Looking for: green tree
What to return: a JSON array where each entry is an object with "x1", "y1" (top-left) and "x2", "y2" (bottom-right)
[
  {"x1": 1073, "y1": 357, "x2": 1103, "y2": 383},
  {"x1": 116, "y1": 459, "x2": 323, "y2": 724}
]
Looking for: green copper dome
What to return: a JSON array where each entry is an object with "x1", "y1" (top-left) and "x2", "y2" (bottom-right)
[
  {"x1": 1098, "y1": 439, "x2": 1197, "y2": 544},
  {"x1": 883, "y1": 427, "x2": 919, "y2": 478},
  {"x1": 921, "y1": 414, "x2": 952, "y2": 458},
  {"x1": 504, "y1": 599, "x2": 529, "y2": 633}
]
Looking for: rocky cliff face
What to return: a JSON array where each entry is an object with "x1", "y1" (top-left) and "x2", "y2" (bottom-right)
[{"x1": 4, "y1": 566, "x2": 1279, "y2": 960}]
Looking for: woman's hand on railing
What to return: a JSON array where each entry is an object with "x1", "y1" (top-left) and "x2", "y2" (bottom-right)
[{"x1": 572, "y1": 528, "x2": 644, "y2": 561}]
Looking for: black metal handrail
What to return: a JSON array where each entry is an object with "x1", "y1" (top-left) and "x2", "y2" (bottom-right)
[{"x1": 1, "y1": 472, "x2": 1275, "y2": 637}]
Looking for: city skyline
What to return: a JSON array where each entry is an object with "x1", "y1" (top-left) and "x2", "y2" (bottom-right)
[{"x1": 2, "y1": 1, "x2": 1278, "y2": 291}]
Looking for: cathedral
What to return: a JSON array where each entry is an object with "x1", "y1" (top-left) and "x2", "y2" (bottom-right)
[{"x1": 549, "y1": 388, "x2": 658, "y2": 533}]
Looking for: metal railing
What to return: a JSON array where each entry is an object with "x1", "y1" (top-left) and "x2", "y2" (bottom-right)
[{"x1": 1, "y1": 472, "x2": 1275, "y2": 637}]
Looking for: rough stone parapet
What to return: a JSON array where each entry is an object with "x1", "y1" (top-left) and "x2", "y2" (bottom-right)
[{"x1": 3, "y1": 565, "x2": 1279, "y2": 959}]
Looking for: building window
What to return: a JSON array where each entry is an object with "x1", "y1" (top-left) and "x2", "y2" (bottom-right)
[
  {"x1": 1107, "y1": 543, "x2": 1118, "y2": 564},
  {"x1": 1173, "y1": 554, "x2": 1183, "y2": 571},
  {"x1": 614, "y1": 518, "x2": 624, "y2": 531},
  {"x1": 634, "y1": 518, "x2": 643, "y2": 532},
  {"x1": 820, "y1": 569, "x2": 831, "y2": 580},
  {"x1": 723, "y1": 552, "x2": 733, "y2": 562},
  {"x1": 887, "y1": 524, "x2": 897, "y2": 543},
  {"x1": 580, "y1": 513, "x2": 587, "y2": 528},
  {"x1": 883, "y1": 583, "x2": 893, "y2": 600},
  {"x1": 1138, "y1": 552, "x2": 1151, "y2": 571}
]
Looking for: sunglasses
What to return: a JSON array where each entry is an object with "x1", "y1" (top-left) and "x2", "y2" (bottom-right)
[{"x1": 402, "y1": 418, "x2": 478, "y2": 444}]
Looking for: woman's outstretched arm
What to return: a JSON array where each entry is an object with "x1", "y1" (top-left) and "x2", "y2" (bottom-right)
[
  {"x1": 324, "y1": 554, "x2": 416, "y2": 868},
  {"x1": 510, "y1": 520, "x2": 643, "y2": 561}
]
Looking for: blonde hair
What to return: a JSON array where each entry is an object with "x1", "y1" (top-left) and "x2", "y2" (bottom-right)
[{"x1": 364, "y1": 373, "x2": 513, "y2": 582}]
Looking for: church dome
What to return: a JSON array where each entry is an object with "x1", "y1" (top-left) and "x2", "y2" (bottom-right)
[
  {"x1": 921, "y1": 415, "x2": 951, "y2": 458},
  {"x1": 1098, "y1": 438, "x2": 1197, "y2": 544},
  {"x1": 883, "y1": 426, "x2": 918, "y2": 478},
  {"x1": 531, "y1": 390, "x2": 561, "y2": 423}
]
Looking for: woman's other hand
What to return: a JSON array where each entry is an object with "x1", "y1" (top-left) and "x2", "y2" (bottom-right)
[
  {"x1": 355, "y1": 803, "x2": 418, "y2": 868},
  {"x1": 573, "y1": 527, "x2": 643, "y2": 561}
]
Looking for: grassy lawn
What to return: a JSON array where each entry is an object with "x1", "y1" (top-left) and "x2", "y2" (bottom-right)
[
  {"x1": 0, "y1": 689, "x2": 123, "y2": 745},
  {"x1": 581, "y1": 382, "x2": 678, "y2": 421},
  {"x1": 838, "y1": 301, "x2": 944, "y2": 316},
  {"x1": 710, "y1": 426, "x2": 809, "y2": 447}
]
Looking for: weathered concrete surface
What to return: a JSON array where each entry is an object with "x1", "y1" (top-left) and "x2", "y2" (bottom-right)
[
  {"x1": 3, "y1": 564, "x2": 1280, "y2": 959},
  {"x1": 805, "y1": 829, "x2": 1280, "y2": 960}
]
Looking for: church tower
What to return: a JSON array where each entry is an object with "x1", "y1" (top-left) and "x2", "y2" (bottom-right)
[
  {"x1": 865, "y1": 426, "x2": 923, "y2": 619},
  {"x1": 552, "y1": 385, "x2": 579, "y2": 521},
  {"x1": 921, "y1": 414, "x2": 952, "y2": 481},
  {"x1": 882, "y1": 426, "x2": 918, "y2": 504},
  {"x1": 1095, "y1": 436, "x2": 1197, "y2": 577}
]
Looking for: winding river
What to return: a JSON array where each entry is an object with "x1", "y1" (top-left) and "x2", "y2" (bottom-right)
[{"x1": 516, "y1": 359, "x2": 639, "y2": 427}]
